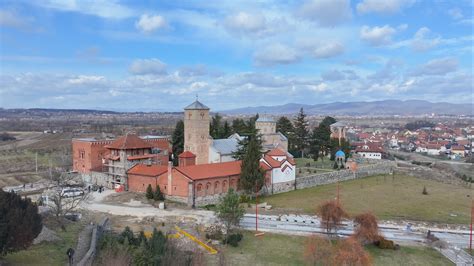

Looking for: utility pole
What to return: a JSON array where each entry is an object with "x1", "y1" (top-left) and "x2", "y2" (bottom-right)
[
  {"x1": 35, "y1": 152, "x2": 38, "y2": 173},
  {"x1": 255, "y1": 181, "x2": 258, "y2": 233}
]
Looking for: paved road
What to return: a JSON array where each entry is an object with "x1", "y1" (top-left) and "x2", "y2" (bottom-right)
[{"x1": 241, "y1": 214, "x2": 472, "y2": 248}]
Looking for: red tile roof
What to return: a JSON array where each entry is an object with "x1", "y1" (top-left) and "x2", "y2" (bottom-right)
[
  {"x1": 260, "y1": 161, "x2": 272, "y2": 171},
  {"x1": 176, "y1": 161, "x2": 241, "y2": 180},
  {"x1": 266, "y1": 148, "x2": 287, "y2": 156},
  {"x1": 127, "y1": 164, "x2": 168, "y2": 177},
  {"x1": 106, "y1": 134, "x2": 153, "y2": 150},
  {"x1": 179, "y1": 151, "x2": 196, "y2": 158},
  {"x1": 263, "y1": 154, "x2": 282, "y2": 168}
]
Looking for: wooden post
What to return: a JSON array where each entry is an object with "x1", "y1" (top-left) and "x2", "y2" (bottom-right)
[
  {"x1": 470, "y1": 199, "x2": 473, "y2": 253},
  {"x1": 255, "y1": 181, "x2": 258, "y2": 233}
]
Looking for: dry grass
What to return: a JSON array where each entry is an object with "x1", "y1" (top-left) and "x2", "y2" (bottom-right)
[{"x1": 263, "y1": 174, "x2": 473, "y2": 224}]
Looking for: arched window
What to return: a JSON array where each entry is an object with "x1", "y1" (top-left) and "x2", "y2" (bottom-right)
[
  {"x1": 214, "y1": 181, "x2": 220, "y2": 194},
  {"x1": 206, "y1": 182, "x2": 212, "y2": 195},
  {"x1": 197, "y1": 184, "x2": 203, "y2": 197},
  {"x1": 230, "y1": 179, "x2": 235, "y2": 190},
  {"x1": 222, "y1": 180, "x2": 228, "y2": 192}
]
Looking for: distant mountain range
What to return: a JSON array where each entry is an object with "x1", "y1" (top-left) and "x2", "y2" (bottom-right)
[{"x1": 220, "y1": 100, "x2": 473, "y2": 116}]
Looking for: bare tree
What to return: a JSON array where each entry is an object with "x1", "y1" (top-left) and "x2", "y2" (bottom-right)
[
  {"x1": 317, "y1": 200, "x2": 349, "y2": 236},
  {"x1": 304, "y1": 234, "x2": 333, "y2": 266},
  {"x1": 45, "y1": 169, "x2": 87, "y2": 229},
  {"x1": 353, "y1": 212, "x2": 380, "y2": 244},
  {"x1": 332, "y1": 237, "x2": 372, "y2": 266}
]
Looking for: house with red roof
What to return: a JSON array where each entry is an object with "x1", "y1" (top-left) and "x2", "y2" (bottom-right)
[{"x1": 127, "y1": 147, "x2": 296, "y2": 206}]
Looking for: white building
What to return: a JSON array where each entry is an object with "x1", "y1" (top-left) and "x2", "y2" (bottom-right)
[
  {"x1": 355, "y1": 144, "x2": 383, "y2": 159},
  {"x1": 260, "y1": 148, "x2": 296, "y2": 194}
]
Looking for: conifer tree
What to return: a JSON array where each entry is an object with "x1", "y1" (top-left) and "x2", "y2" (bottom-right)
[
  {"x1": 276, "y1": 116, "x2": 296, "y2": 153},
  {"x1": 154, "y1": 185, "x2": 164, "y2": 201},
  {"x1": 171, "y1": 120, "x2": 184, "y2": 166},
  {"x1": 239, "y1": 135, "x2": 265, "y2": 194},
  {"x1": 293, "y1": 108, "x2": 309, "y2": 157},
  {"x1": 146, "y1": 184, "x2": 154, "y2": 200}
]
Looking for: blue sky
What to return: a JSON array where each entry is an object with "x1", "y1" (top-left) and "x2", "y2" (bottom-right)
[{"x1": 0, "y1": 0, "x2": 472, "y2": 111}]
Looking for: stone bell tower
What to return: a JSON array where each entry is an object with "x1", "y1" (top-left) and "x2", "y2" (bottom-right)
[{"x1": 183, "y1": 99, "x2": 210, "y2": 165}]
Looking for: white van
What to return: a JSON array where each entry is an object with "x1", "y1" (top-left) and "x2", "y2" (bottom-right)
[{"x1": 61, "y1": 187, "x2": 84, "y2": 198}]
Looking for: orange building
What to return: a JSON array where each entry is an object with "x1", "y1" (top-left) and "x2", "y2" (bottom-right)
[
  {"x1": 128, "y1": 151, "x2": 241, "y2": 206},
  {"x1": 72, "y1": 135, "x2": 170, "y2": 175}
]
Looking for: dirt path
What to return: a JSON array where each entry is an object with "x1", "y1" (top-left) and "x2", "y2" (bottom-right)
[{"x1": 81, "y1": 190, "x2": 216, "y2": 225}]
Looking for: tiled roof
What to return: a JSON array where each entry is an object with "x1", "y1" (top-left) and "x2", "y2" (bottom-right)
[
  {"x1": 106, "y1": 134, "x2": 153, "y2": 150},
  {"x1": 176, "y1": 161, "x2": 241, "y2": 180},
  {"x1": 184, "y1": 100, "x2": 210, "y2": 110},
  {"x1": 260, "y1": 161, "x2": 272, "y2": 171},
  {"x1": 263, "y1": 154, "x2": 282, "y2": 168},
  {"x1": 179, "y1": 151, "x2": 196, "y2": 158},
  {"x1": 127, "y1": 164, "x2": 168, "y2": 177},
  {"x1": 266, "y1": 148, "x2": 287, "y2": 156}
]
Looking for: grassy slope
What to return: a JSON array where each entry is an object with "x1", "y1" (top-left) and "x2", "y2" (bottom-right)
[
  {"x1": 217, "y1": 231, "x2": 452, "y2": 266},
  {"x1": 3, "y1": 221, "x2": 83, "y2": 266},
  {"x1": 262, "y1": 174, "x2": 472, "y2": 224}
]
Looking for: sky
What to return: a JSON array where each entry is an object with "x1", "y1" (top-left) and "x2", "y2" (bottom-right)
[{"x1": 0, "y1": 0, "x2": 473, "y2": 111}]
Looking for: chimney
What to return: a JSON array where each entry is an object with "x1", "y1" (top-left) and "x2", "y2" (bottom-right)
[
  {"x1": 167, "y1": 161, "x2": 172, "y2": 195},
  {"x1": 146, "y1": 159, "x2": 152, "y2": 166}
]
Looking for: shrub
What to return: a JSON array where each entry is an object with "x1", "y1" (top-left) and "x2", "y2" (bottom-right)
[
  {"x1": 146, "y1": 184, "x2": 154, "y2": 200},
  {"x1": 154, "y1": 185, "x2": 165, "y2": 201},
  {"x1": 239, "y1": 194, "x2": 249, "y2": 203},
  {"x1": 333, "y1": 161, "x2": 338, "y2": 169},
  {"x1": 0, "y1": 190, "x2": 43, "y2": 255},
  {"x1": 223, "y1": 233, "x2": 243, "y2": 247},
  {"x1": 374, "y1": 237, "x2": 395, "y2": 250},
  {"x1": 422, "y1": 186, "x2": 428, "y2": 195}
]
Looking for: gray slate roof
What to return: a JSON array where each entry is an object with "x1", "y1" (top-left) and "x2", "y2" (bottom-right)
[
  {"x1": 184, "y1": 100, "x2": 210, "y2": 110},
  {"x1": 256, "y1": 115, "x2": 275, "y2": 123},
  {"x1": 330, "y1": 121, "x2": 347, "y2": 127},
  {"x1": 212, "y1": 138, "x2": 239, "y2": 155}
]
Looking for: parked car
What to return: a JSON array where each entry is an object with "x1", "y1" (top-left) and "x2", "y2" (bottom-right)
[{"x1": 61, "y1": 187, "x2": 84, "y2": 198}]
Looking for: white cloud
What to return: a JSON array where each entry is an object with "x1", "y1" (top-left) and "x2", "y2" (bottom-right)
[
  {"x1": 411, "y1": 57, "x2": 458, "y2": 76},
  {"x1": 0, "y1": 9, "x2": 36, "y2": 31},
  {"x1": 135, "y1": 14, "x2": 167, "y2": 34},
  {"x1": 33, "y1": 0, "x2": 135, "y2": 19},
  {"x1": 253, "y1": 43, "x2": 300, "y2": 66},
  {"x1": 411, "y1": 27, "x2": 440, "y2": 52},
  {"x1": 223, "y1": 12, "x2": 267, "y2": 37},
  {"x1": 360, "y1": 25, "x2": 397, "y2": 46},
  {"x1": 297, "y1": 0, "x2": 352, "y2": 27},
  {"x1": 357, "y1": 0, "x2": 415, "y2": 14},
  {"x1": 308, "y1": 41, "x2": 345, "y2": 59},
  {"x1": 67, "y1": 75, "x2": 106, "y2": 86},
  {"x1": 448, "y1": 8, "x2": 463, "y2": 20},
  {"x1": 129, "y1": 59, "x2": 167, "y2": 75}
]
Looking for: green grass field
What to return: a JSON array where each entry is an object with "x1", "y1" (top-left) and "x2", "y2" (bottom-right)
[
  {"x1": 2, "y1": 221, "x2": 84, "y2": 266},
  {"x1": 217, "y1": 231, "x2": 451, "y2": 266},
  {"x1": 262, "y1": 174, "x2": 472, "y2": 224}
]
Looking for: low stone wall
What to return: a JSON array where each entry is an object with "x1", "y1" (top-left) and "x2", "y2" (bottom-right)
[
  {"x1": 270, "y1": 180, "x2": 295, "y2": 194},
  {"x1": 295, "y1": 160, "x2": 396, "y2": 190},
  {"x1": 80, "y1": 172, "x2": 109, "y2": 188},
  {"x1": 77, "y1": 218, "x2": 109, "y2": 266},
  {"x1": 194, "y1": 194, "x2": 223, "y2": 207}
]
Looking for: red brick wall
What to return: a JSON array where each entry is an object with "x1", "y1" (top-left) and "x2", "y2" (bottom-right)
[
  {"x1": 194, "y1": 175, "x2": 239, "y2": 197},
  {"x1": 72, "y1": 140, "x2": 110, "y2": 173},
  {"x1": 128, "y1": 173, "x2": 168, "y2": 193}
]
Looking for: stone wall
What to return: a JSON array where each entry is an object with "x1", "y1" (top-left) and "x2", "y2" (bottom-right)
[
  {"x1": 269, "y1": 180, "x2": 295, "y2": 194},
  {"x1": 80, "y1": 172, "x2": 109, "y2": 188},
  {"x1": 295, "y1": 161, "x2": 396, "y2": 190},
  {"x1": 78, "y1": 218, "x2": 109, "y2": 266}
]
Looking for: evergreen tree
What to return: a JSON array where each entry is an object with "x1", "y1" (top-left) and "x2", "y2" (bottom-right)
[
  {"x1": 222, "y1": 120, "x2": 231, "y2": 138},
  {"x1": 293, "y1": 108, "x2": 309, "y2": 157},
  {"x1": 0, "y1": 190, "x2": 42, "y2": 255},
  {"x1": 154, "y1": 185, "x2": 164, "y2": 201},
  {"x1": 276, "y1": 116, "x2": 296, "y2": 154},
  {"x1": 171, "y1": 120, "x2": 184, "y2": 166},
  {"x1": 309, "y1": 124, "x2": 331, "y2": 161},
  {"x1": 239, "y1": 135, "x2": 265, "y2": 194},
  {"x1": 320, "y1": 116, "x2": 337, "y2": 127},
  {"x1": 210, "y1": 113, "x2": 223, "y2": 138},
  {"x1": 146, "y1": 184, "x2": 154, "y2": 200},
  {"x1": 231, "y1": 118, "x2": 247, "y2": 134}
]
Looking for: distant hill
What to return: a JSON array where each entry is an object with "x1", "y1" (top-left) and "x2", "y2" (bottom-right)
[{"x1": 220, "y1": 100, "x2": 473, "y2": 116}]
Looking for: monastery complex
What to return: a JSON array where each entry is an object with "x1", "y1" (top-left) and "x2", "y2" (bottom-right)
[{"x1": 72, "y1": 100, "x2": 296, "y2": 206}]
